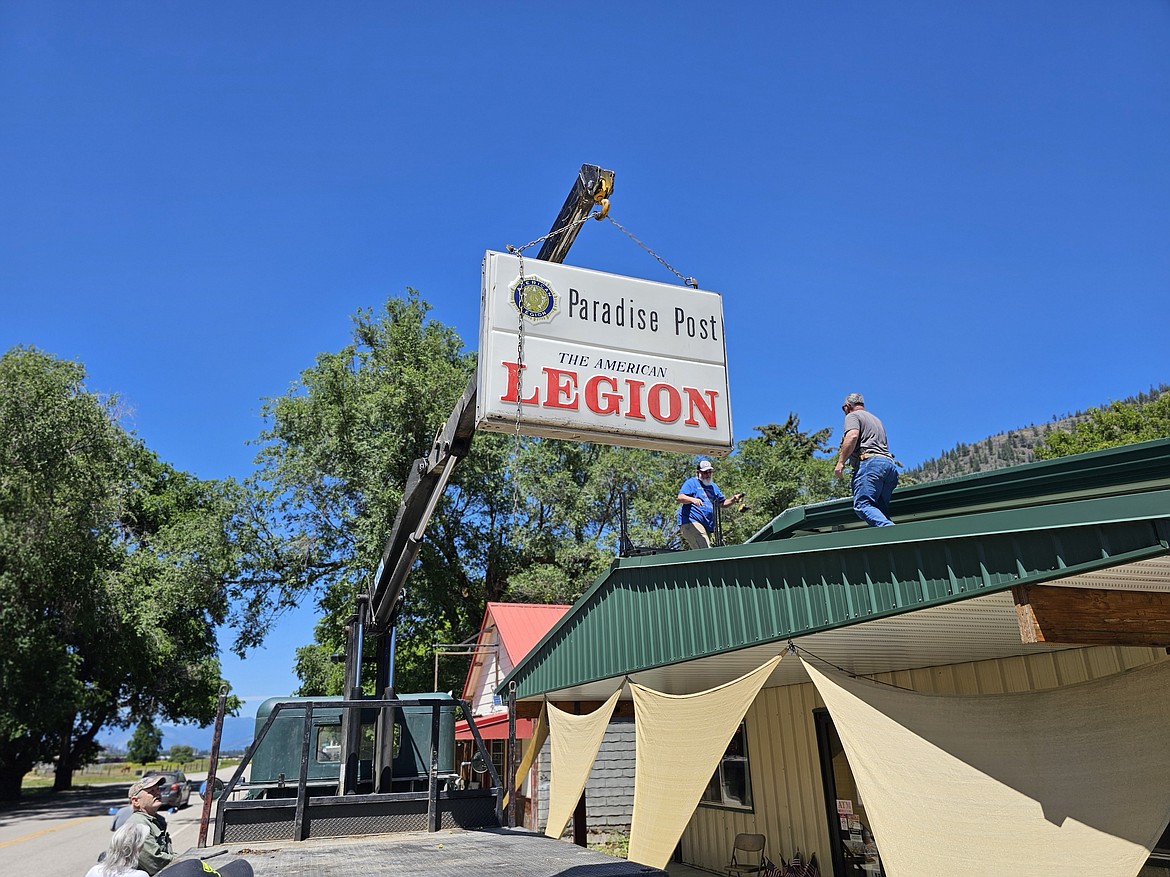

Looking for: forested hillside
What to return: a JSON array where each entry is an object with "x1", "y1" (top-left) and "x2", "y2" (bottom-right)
[{"x1": 905, "y1": 385, "x2": 1168, "y2": 483}]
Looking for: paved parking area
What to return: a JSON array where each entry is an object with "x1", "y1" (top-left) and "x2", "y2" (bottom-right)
[{"x1": 188, "y1": 827, "x2": 667, "y2": 876}]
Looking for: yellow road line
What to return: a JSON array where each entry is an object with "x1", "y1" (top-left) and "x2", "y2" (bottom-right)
[{"x1": 0, "y1": 814, "x2": 102, "y2": 849}]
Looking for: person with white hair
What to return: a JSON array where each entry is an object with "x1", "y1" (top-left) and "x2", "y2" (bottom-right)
[
  {"x1": 676, "y1": 458, "x2": 744, "y2": 549},
  {"x1": 86, "y1": 822, "x2": 150, "y2": 877}
]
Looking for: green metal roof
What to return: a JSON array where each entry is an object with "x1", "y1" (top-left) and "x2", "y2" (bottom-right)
[
  {"x1": 502, "y1": 439, "x2": 1170, "y2": 700},
  {"x1": 751, "y1": 437, "x2": 1170, "y2": 541}
]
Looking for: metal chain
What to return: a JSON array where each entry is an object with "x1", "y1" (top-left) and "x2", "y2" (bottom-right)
[
  {"x1": 507, "y1": 212, "x2": 596, "y2": 258},
  {"x1": 603, "y1": 215, "x2": 698, "y2": 288},
  {"x1": 500, "y1": 209, "x2": 696, "y2": 531},
  {"x1": 507, "y1": 248, "x2": 527, "y2": 523},
  {"x1": 502, "y1": 210, "x2": 603, "y2": 528}
]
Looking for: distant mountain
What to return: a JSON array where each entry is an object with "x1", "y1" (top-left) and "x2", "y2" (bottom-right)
[
  {"x1": 905, "y1": 385, "x2": 1167, "y2": 483},
  {"x1": 99, "y1": 714, "x2": 258, "y2": 757}
]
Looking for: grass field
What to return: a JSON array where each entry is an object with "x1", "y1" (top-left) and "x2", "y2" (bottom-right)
[{"x1": 22, "y1": 759, "x2": 243, "y2": 789}]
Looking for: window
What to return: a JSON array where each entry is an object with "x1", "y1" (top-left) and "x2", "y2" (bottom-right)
[
  {"x1": 700, "y1": 723, "x2": 753, "y2": 809},
  {"x1": 313, "y1": 723, "x2": 375, "y2": 763},
  {"x1": 315, "y1": 726, "x2": 342, "y2": 763},
  {"x1": 487, "y1": 738, "x2": 506, "y2": 779}
]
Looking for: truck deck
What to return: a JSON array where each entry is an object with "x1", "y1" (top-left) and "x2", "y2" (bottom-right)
[{"x1": 189, "y1": 826, "x2": 666, "y2": 876}]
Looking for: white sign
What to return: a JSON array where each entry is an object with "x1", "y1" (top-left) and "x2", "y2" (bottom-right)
[{"x1": 477, "y1": 251, "x2": 732, "y2": 454}]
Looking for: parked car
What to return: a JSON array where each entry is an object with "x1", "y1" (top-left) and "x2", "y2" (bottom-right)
[{"x1": 142, "y1": 769, "x2": 191, "y2": 809}]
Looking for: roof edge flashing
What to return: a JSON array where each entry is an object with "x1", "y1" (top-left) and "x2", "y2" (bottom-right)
[{"x1": 751, "y1": 438, "x2": 1170, "y2": 543}]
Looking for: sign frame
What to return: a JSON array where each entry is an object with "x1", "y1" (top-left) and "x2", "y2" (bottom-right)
[{"x1": 476, "y1": 251, "x2": 733, "y2": 455}]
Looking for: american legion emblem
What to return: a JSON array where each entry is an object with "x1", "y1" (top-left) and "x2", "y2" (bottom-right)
[{"x1": 510, "y1": 275, "x2": 558, "y2": 322}]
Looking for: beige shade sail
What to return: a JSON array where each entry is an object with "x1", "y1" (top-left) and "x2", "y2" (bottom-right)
[
  {"x1": 504, "y1": 701, "x2": 548, "y2": 808},
  {"x1": 803, "y1": 656, "x2": 1170, "y2": 877},
  {"x1": 544, "y1": 686, "x2": 622, "y2": 839},
  {"x1": 627, "y1": 654, "x2": 783, "y2": 871}
]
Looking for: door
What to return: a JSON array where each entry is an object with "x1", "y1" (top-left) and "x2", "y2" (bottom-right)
[{"x1": 814, "y1": 708, "x2": 884, "y2": 877}]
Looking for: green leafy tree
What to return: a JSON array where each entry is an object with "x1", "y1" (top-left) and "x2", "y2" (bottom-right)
[
  {"x1": 239, "y1": 292, "x2": 843, "y2": 697},
  {"x1": 127, "y1": 720, "x2": 162, "y2": 764},
  {"x1": 720, "y1": 414, "x2": 837, "y2": 542},
  {"x1": 505, "y1": 441, "x2": 689, "y2": 603},
  {"x1": 241, "y1": 293, "x2": 689, "y2": 694},
  {"x1": 0, "y1": 348, "x2": 123, "y2": 796},
  {"x1": 1033, "y1": 392, "x2": 1170, "y2": 459},
  {"x1": 236, "y1": 292, "x2": 484, "y2": 695},
  {"x1": 167, "y1": 744, "x2": 196, "y2": 764},
  {"x1": 0, "y1": 347, "x2": 241, "y2": 800}
]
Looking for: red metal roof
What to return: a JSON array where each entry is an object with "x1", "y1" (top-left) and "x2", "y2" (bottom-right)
[
  {"x1": 455, "y1": 713, "x2": 536, "y2": 740},
  {"x1": 460, "y1": 602, "x2": 571, "y2": 703},
  {"x1": 487, "y1": 602, "x2": 571, "y2": 664}
]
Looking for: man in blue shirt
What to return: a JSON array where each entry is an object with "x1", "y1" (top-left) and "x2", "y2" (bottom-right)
[{"x1": 677, "y1": 459, "x2": 743, "y2": 549}]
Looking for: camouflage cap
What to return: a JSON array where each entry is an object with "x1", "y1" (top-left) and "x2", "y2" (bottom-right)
[{"x1": 129, "y1": 773, "x2": 165, "y2": 799}]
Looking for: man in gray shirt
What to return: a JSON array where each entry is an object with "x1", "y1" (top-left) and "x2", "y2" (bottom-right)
[{"x1": 833, "y1": 392, "x2": 897, "y2": 526}]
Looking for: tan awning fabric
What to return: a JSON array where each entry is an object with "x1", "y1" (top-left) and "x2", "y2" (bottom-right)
[
  {"x1": 544, "y1": 686, "x2": 622, "y2": 839},
  {"x1": 504, "y1": 701, "x2": 548, "y2": 808},
  {"x1": 803, "y1": 657, "x2": 1170, "y2": 877},
  {"x1": 627, "y1": 654, "x2": 783, "y2": 871}
]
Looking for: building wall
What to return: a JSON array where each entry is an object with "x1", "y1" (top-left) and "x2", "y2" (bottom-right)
[
  {"x1": 679, "y1": 645, "x2": 1165, "y2": 873},
  {"x1": 585, "y1": 719, "x2": 637, "y2": 841},
  {"x1": 536, "y1": 718, "x2": 637, "y2": 841},
  {"x1": 680, "y1": 679, "x2": 828, "y2": 870},
  {"x1": 468, "y1": 630, "x2": 510, "y2": 717}
]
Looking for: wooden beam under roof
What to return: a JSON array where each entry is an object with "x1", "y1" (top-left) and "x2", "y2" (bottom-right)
[
  {"x1": 514, "y1": 700, "x2": 633, "y2": 719},
  {"x1": 1013, "y1": 584, "x2": 1170, "y2": 647}
]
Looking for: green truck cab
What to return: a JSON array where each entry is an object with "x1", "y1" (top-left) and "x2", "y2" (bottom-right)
[{"x1": 249, "y1": 693, "x2": 458, "y2": 796}]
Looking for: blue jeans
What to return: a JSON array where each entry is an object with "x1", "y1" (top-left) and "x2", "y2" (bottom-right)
[{"x1": 852, "y1": 456, "x2": 898, "y2": 526}]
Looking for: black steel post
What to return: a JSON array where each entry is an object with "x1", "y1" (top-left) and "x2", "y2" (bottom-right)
[
  {"x1": 385, "y1": 620, "x2": 398, "y2": 697},
  {"x1": 375, "y1": 614, "x2": 399, "y2": 792},
  {"x1": 196, "y1": 684, "x2": 228, "y2": 848},
  {"x1": 458, "y1": 697, "x2": 504, "y2": 825},
  {"x1": 341, "y1": 595, "x2": 369, "y2": 795},
  {"x1": 573, "y1": 791, "x2": 588, "y2": 847},
  {"x1": 293, "y1": 704, "x2": 314, "y2": 840},
  {"x1": 507, "y1": 682, "x2": 517, "y2": 828},
  {"x1": 427, "y1": 701, "x2": 441, "y2": 832},
  {"x1": 571, "y1": 702, "x2": 587, "y2": 846},
  {"x1": 618, "y1": 493, "x2": 632, "y2": 557}
]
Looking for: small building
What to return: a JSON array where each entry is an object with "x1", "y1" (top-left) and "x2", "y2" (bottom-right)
[
  {"x1": 455, "y1": 601, "x2": 639, "y2": 839},
  {"x1": 502, "y1": 439, "x2": 1170, "y2": 876}
]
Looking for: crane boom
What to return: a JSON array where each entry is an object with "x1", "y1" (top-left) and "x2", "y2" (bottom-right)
[{"x1": 367, "y1": 164, "x2": 615, "y2": 633}]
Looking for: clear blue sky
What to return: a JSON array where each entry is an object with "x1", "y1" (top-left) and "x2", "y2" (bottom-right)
[{"x1": 4, "y1": 2, "x2": 1168, "y2": 747}]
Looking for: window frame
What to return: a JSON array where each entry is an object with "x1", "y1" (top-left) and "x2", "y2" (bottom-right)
[{"x1": 699, "y1": 721, "x2": 754, "y2": 812}]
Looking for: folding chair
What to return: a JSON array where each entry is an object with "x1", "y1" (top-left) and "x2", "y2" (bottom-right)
[{"x1": 726, "y1": 832, "x2": 767, "y2": 876}]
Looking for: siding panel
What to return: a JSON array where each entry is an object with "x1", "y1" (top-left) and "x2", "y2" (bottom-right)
[{"x1": 679, "y1": 646, "x2": 1166, "y2": 872}]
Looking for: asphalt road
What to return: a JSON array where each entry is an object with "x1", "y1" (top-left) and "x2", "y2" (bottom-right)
[{"x1": 0, "y1": 780, "x2": 215, "y2": 877}]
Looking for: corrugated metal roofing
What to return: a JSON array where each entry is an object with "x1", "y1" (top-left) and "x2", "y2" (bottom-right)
[
  {"x1": 486, "y1": 602, "x2": 571, "y2": 665},
  {"x1": 454, "y1": 713, "x2": 535, "y2": 740},
  {"x1": 752, "y1": 437, "x2": 1170, "y2": 541},
  {"x1": 460, "y1": 602, "x2": 570, "y2": 704},
  {"x1": 501, "y1": 439, "x2": 1170, "y2": 701}
]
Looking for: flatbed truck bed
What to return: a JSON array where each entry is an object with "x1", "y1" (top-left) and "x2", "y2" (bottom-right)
[{"x1": 188, "y1": 826, "x2": 666, "y2": 876}]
